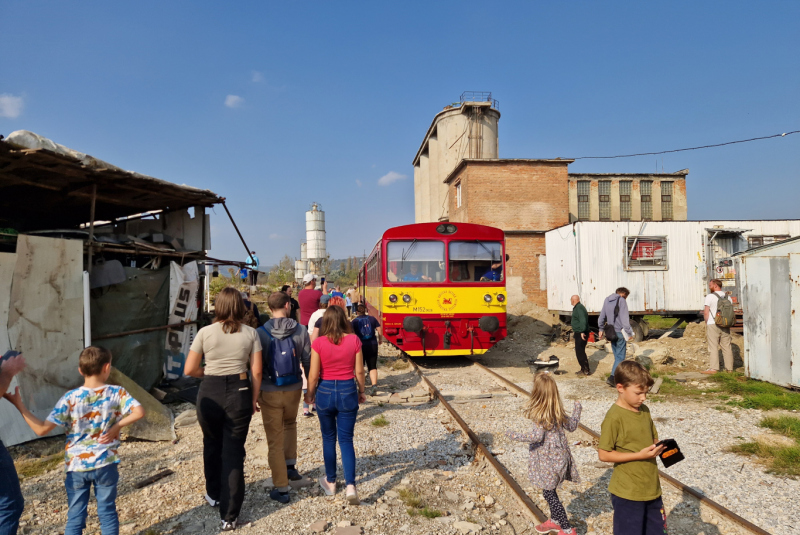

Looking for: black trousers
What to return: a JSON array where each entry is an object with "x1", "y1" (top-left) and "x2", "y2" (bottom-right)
[
  {"x1": 611, "y1": 495, "x2": 667, "y2": 535},
  {"x1": 575, "y1": 331, "x2": 590, "y2": 372},
  {"x1": 197, "y1": 374, "x2": 253, "y2": 522}
]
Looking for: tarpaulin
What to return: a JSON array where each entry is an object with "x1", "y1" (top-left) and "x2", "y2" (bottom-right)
[{"x1": 164, "y1": 261, "x2": 199, "y2": 379}]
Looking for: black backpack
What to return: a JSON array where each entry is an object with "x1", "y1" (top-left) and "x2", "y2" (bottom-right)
[{"x1": 603, "y1": 297, "x2": 620, "y2": 343}]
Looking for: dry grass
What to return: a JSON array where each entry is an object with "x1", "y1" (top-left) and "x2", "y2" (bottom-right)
[
  {"x1": 390, "y1": 358, "x2": 410, "y2": 371},
  {"x1": 15, "y1": 453, "x2": 62, "y2": 480},
  {"x1": 371, "y1": 415, "x2": 390, "y2": 427}
]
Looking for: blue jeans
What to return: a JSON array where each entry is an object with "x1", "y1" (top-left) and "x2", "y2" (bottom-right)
[
  {"x1": 0, "y1": 440, "x2": 24, "y2": 535},
  {"x1": 315, "y1": 379, "x2": 359, "y2": 486},
  {"x1": 611, "y1": 332, "x2": 627, "y2": 376},
  {"x1": 65, "y1": 464, "x2": 119, "y2": 535}
]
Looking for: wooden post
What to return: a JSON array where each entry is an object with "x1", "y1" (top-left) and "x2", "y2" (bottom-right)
[{"x1": 87, "y1": 184, "x2": 97, "y2": 273}]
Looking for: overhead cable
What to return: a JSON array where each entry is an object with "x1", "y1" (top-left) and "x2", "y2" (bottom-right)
[{"x1": 569, "y1": 130, "x2": 799, "y2": 160}]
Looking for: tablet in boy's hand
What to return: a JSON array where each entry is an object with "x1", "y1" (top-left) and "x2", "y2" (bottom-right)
[{"x1": 657, "y1": 438, "x2": 685, "y2": 468}]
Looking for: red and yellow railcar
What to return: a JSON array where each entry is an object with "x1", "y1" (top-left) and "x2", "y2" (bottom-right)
[{"x1": 358, "y1": 222, "x2": 507, "y2": 357}]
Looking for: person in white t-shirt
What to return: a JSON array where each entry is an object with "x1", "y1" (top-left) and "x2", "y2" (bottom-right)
[
  {"x1": 701, "y1": 278, "x2": 734, "y2": 374},
  {"x1": 308, "y1": 294, "x2": 330, "y2": 342}
]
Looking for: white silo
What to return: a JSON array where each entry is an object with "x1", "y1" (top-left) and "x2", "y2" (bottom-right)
[
  {"x1": 300, "y1": 242, "x2": 308, "y2": 262},
  {"x1": 305, "y1": 203, "x2": 326, "y2": 275}
]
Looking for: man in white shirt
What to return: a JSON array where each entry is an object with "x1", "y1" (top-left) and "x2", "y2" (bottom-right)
[{"x1": 701, "y1": 278, "x2": 734, "y2": 374}]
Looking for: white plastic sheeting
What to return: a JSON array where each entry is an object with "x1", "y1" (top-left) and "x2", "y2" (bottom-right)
[
  {"x1": 164, "y1": 261, "x2": 199, "y2": 379},
  {"x1": 546, "y1": 220, "x2": 800, "y2": 314},
  {"x1": 1, "y1": 236, "x2": 85, "y2": 446}
]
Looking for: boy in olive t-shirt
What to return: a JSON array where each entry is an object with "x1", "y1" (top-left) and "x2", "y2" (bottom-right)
[{"x1": 598, "y1": 361, "x2": 668, "y2": 534}]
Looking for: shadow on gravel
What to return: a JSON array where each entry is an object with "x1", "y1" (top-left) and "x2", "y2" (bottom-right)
[{"x1": 664, "y1": 496, "x2": 721, "y2": 535}]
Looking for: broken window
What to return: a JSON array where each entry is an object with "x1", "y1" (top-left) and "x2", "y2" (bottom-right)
[
  {"x1": 619, "y1": 181, "x2": 632, "y2": 221},
  {"x1": 577, "y1": 181, "x2": 590, "y2": 220},
  {"x1": 747, "y1": 235, "x2": 790, "y2": 248},
  {"x1": 661, "y1": 181, "x2": 673, "y2": 221},
  {"x1": 624, "y1": 236, "x2": 668, "y2": 271},
  {"x1": 599, "y1": 181, "x2": 611, "y2": 221},
  {"x1": 640, "y1": 180, "x2": 652, "y2": 221}
]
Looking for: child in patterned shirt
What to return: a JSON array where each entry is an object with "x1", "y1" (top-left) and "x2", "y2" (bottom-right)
[
  {"x1": 4, "y1": 346, "x2": 144, "y2": 535},
  {"x1": 506, "y1": 372, "x2": 581, "y2": 535}
]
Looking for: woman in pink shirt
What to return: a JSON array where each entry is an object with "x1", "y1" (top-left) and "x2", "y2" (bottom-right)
[{"x1": 305, "y1": 305, "x2": 366, "y2": 504}]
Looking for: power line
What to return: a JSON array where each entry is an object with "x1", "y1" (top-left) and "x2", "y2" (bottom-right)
[{"x1": 568, "y1": 130, "x2": 800, "y2": 160}]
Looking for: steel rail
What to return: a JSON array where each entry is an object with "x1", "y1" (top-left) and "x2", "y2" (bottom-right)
[
  {"x1": 469, "y1": 359, "x2": 772, "y2": 535},
  {"x1": 407, "y1": 359, "x2": 546, "y2": 525}
]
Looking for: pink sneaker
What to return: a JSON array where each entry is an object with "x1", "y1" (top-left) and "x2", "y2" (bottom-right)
[{"x1": 535, "y1": 519, "x2": 560, "y2": 533}]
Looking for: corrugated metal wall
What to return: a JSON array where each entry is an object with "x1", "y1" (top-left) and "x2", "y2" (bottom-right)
[{"x1": 546, "y1": 220, "x2": 800, "y2": 314}]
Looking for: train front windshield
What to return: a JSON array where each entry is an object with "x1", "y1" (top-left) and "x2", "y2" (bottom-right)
[
  {"x1": 449, "y1": 241, "x2": 504, "y2": 282},
  {"x1": 386, "y1": 241, "x2": 445, "y2": 282}
]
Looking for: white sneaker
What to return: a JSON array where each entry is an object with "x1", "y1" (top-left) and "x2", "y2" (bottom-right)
[
  {"x1": 205, "y1": 493, "x2": 219, "y2": 507},
  {"x1": 346, "y1": 484, "x2": 359, "y2": 505},
  {"x1": 221, "y1": 519, "x2": 237, "y2": 531}
]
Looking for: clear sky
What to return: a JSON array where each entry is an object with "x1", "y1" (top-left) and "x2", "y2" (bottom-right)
[{"x1": 2, "y1": 1, "x2": 798, "y2": 266}]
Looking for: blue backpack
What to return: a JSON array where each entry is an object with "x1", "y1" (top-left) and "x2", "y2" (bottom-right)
[
  {"x1": 259, "y1": 326, "x2": 301, "y2": 386},
  {"x1": 355, "y1": 317, "x2": 375, "y2": 341}
]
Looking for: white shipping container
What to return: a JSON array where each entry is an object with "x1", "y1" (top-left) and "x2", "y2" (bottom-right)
[{"x1": 546, "y1": 220, "x2": 800, "y2": 317}]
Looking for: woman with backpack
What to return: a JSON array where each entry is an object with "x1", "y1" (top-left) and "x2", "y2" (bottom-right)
[
  {"x1": 304, "y1": 305, "x2": 366, "y2": 505},
  {"x1": 185, "y1": 287, "x2": 263, "y2": 531},
  {"x1": 351, "y1": 304, "x2": 381, "y2": 395}
]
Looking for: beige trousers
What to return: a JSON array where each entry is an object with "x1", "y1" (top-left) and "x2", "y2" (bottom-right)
[
  {"x1": 706, "y1": 322, "x2": 734, "y2": 371},
  {"x1": 258, "y1": 389, "x2": 302, "y2": 490}
]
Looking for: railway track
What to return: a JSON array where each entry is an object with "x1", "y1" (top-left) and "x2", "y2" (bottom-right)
[{"x1": 407, "y1": 356, "x2": 772, "y2": 535}]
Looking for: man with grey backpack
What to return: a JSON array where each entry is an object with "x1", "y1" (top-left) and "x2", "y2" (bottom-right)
[
  {"x1": 598, "y1": 287, "x2": 634, "y2": 388},
  {"x1": 257, "y1": 292, "x2": 312, "y2": 503},
  {"x1": 702, "y1": 279, "x2": 735, "y2": 374}
]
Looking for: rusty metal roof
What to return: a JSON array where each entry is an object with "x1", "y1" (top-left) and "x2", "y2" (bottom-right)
[{"x1": 0, "y1": 130, "x2": 223, "y2": 231}]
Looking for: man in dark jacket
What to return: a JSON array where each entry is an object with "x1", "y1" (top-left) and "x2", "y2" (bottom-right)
[
  {"x1": 281, "y1": 285, "x2": 300, "y2": 321},
  {"x1": 257, "y1": 292, "x2": 312, "y2": 504},
  {"x1": 598, "y1": 287, "x2": 633, "y2": 387},
  {"x1": 571, "y1": 295, "x2": 591, "y2": 376}
]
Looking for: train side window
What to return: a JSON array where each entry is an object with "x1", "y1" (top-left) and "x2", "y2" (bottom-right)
[
  {"x1": 448, "y1": 241, "x2": 504, "y2": 282},
  {"x1": 386, "y1": 241, "x2": 445, "y2": 283}
]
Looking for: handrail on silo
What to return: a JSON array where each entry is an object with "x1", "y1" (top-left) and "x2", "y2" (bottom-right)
[{"x1": 459, "y1": 91, "x2": 499, "y2": 110}]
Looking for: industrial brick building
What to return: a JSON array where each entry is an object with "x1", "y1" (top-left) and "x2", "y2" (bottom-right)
[
  {"x1": 568, "y1": 172, "x2": 688, "y2": 222},
  {"x1": 413, "y1": 94, "x2": 689, "y2": 306}
]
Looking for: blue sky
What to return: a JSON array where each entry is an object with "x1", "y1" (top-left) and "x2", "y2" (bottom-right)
[{"x1": 2, "y1": 1, "x2": 798, "y2": 266}]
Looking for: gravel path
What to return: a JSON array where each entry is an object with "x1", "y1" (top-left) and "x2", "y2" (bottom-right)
[{"x1": 417, "y1": 358, "x2": 796, "y2": 535}]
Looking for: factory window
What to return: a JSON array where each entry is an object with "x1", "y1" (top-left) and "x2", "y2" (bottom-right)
[
  {"x1": 619, "y1": 181, "x2": 632, "y2": 221},
  {"x1": 661, "y1": 181, "x2": 673, "y2": 221},
  {"x1": 747, "y1": 235, "x2": 790, "y2": 248},
  {"x1": 598, "y1": 181, "x2": 611, "y2": 221},
  {"x1": 577, "y1": 181, "x2": 590, "y2": 220},
  {"x1": 456, "y1": 181, "x2": 462, "y2": 208},
  {"x1": 624, "y1": 236, "x2": 668, "y2": 271},
  {"x1": 640, "y1": 181, "x2": 653, "y2": 221},
  {"x1": 448, "y1": 241, "x2": 503, "y2": 282},
  {"x1": 386, "y1": 240, "x2": 445, "y2": 283}
]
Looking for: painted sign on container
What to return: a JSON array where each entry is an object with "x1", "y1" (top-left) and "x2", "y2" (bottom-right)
[{"x1": 165, "y1": 261, "x2": 199, "y2": 379}]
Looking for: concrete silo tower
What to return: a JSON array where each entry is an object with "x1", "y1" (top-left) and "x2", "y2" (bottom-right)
[
  {"x1": 305, "y1": 203, "x2": 327, "y2": 276},
  {"x1": 294, "y1": 242, "x2": 308, "y2": 284},
  {"x1": 412, "y1": 92, "x2": 500, "y2": 223}
]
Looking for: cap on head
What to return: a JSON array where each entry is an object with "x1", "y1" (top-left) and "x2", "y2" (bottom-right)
[
  {"x1": 320, "y1": 294, "x2": 331, "y2": 304},
  {"x1": 303, "y1": 273, "x2": 317, "y2": 283}
]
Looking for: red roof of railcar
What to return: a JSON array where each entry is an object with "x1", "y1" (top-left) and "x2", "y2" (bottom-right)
[{"x1": 381, "y1": 222, "x2": 504, "y2": 241}]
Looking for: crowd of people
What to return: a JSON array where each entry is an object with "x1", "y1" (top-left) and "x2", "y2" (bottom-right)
[{"x1": 0, "y1": 273, "x2": 727, "y2": 535}]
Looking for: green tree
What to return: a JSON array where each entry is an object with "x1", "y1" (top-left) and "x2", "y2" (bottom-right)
[{"x1": 266, "y1": 255, "x2": 296, "y2": 290}]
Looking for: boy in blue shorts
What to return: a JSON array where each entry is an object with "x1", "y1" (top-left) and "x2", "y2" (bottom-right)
[
  {"x1": 4, "y1": 346, "x2": 144, "y2": 535},
  {"x1": 598, "y1": 360, "x2": 667, "y2": 535}
]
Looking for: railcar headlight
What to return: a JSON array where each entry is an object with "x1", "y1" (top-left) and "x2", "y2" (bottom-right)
[
  {"x1": 389, "y1": 294, "x2": 398, "y2": 303},
  {"x1": 497, "y1": 294, "x2": 505, "y2": 302},
  {"x1": 402, "y1": 294, "x2": 412, "y2": 303},
  {"x1": 484, "y1": 294, "x2": 493, "y2": 303}
]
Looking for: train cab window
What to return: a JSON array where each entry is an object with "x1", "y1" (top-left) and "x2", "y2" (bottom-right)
[
  {"x1": 386, "y1": 240, "x2": 445, "y2": 283},
  {"x1": 448, "y1": 241, "x2": 504, "y2": 282}
]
